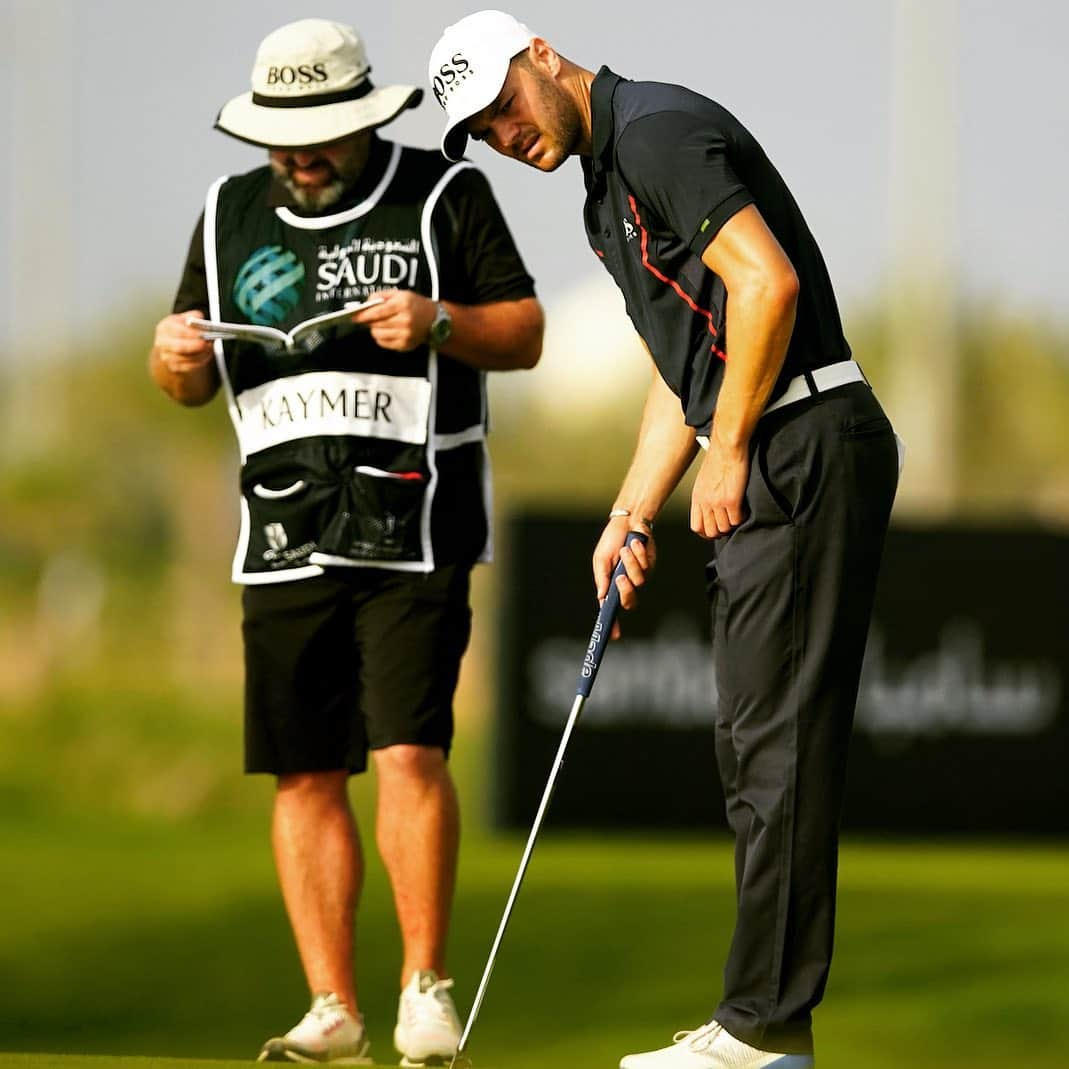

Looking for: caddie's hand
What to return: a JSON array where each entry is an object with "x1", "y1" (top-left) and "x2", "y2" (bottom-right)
[
  {"x1": 154, "y1": 311, "x2": 214, "y2": 372},
  {"x1": 691, "y1": 437, "x2": 749, "y2": 538},
  {"x1": 353, "y1": 290, "x2": 437, "y2": 352},
  {"x1": 592, "y1": 517, "x2": 657, "y2": 639}
]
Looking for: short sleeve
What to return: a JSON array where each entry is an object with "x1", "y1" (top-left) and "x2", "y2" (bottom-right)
[
  {"x1": 616, "y1": 111, "x2": 754, "y2": 256},
  {"x1": 172, "y1": 212, "x2": 210, "y2": 315},
  {"x1": 434, "y1": 168, "x2": 537, "y2": 305}
]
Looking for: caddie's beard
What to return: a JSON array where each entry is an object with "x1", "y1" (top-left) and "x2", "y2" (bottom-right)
[{"x1": 270, "y1": 150, "x2": 363, "y2": 210}]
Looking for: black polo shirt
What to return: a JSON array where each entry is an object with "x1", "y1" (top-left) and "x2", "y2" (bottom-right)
[{"x1": 582, "y1": 67, "x2": 851, "y2": 434}]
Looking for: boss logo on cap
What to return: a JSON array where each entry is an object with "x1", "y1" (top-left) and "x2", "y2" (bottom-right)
[
  {"x1": 266, "y1": 63, "x2": 330, "y2": 86},
  {"x1": 431, "y1": 53, "x2": 473, "y2": 109}
]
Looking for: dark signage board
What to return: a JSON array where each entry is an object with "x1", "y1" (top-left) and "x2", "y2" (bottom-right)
[{"x1": 493, "y1": 514, "x2": 1069, "y2": 836}]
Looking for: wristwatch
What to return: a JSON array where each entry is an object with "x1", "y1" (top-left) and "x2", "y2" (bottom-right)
[{"x1": 427, "y1": 302, "x2": 453, "y2": 348}]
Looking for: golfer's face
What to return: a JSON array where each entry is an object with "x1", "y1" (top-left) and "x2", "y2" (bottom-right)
[{"x1": 466, "y1": 63, "x2": 571, "y2": 172}]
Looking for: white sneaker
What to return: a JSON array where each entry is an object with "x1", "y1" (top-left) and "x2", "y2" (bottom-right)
[
  {"x1": 393, "y1": 969, "x2": 462, "y2": 1066},
  {"x1": 619, "y1": 1021, "x2": 815, "y2": 1069},
  {"x1": 258, "y1": 991, "x2": 372, "y2": 1064}
]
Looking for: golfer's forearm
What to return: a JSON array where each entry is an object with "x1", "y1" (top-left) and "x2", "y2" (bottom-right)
[
  {"x1": 699, "y1": 204, "x2": 799, "y2": 450},
  {"x1": 710, "y1": 282, "x2": 796, "y2": 451},
  {"x1": 438, "y1": 297, "x2": 544, "y2": 370},
  {"x1": 614, "y1": 370, "x2": 698, "y2": 522},
  {"x1": 149, "y1": 347, "x2": 220, "y2": 406}
]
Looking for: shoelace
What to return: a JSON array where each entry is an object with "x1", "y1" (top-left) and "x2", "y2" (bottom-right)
[
  {"x1": 306, "y1": 994, "x2": 349, "y2": 1027},
  {"x1": 671, "y1": 1021, "x2": 723, "y2": 1053},
  {"x1": 406, "y1": 977, "x2": 456, "y2": 1026}
]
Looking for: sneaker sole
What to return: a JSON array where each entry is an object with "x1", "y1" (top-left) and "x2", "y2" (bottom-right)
[
  {"x1": 257, "y1": 1039, "x2": 373, "y2": 1065},
  {"x1": 394, "y1": 1029, "x2": 458, "y2": 1066},
  {"x1": 620, "y1": 1051, "x2": 812, "y2": 1069},
  {"x1": 258, "y1": 1055, "x2": 373, "y2": 1066}
]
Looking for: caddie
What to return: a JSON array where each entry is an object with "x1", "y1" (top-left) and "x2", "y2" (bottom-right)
[{"x1": 150, "y1": 17, "x2": 543, "y2": 1065}]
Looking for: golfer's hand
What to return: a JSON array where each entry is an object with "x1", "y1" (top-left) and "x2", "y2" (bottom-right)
[
  {"x1": 592, "y1": 519, "x2": 657, "y2": 639},
  {"x1": 153, "y1": 311, "x2": 214, "y2": 372},
  {"x1": 353, "y1": 290, "x2": 437, "y2": 352},
  {"x1": 691, "y1": 437, "x2": 749, "y2": 539}
]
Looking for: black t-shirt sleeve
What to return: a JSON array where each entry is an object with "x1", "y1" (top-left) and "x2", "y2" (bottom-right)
[
  {"x1": 616, "y1": 111, "x2": 754, "y2": 257},
  {"x1": 172, "y1": 212, "x2": 210, "y2": 315},
  {"x1": 433, "y1": 168, "x2": 537, "y2": 305}
]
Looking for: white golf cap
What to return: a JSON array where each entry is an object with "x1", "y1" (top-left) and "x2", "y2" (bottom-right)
[
  {"x1": 428, "y1": 10, "x2": 536, "y2": 161},
  {"x1": 216, "y1": 19, "x2": 422, "y2": 149}
]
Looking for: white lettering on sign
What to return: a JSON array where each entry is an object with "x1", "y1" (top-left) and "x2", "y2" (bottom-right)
[
  {"x1": 856, "y1": 622, "x2": 1061, "y2": 740},
  {"x1": 528, "y1": 616, "x2": 718, "y2": 727},
  {"x1": 235, "y1": 370, "x2": 431, "y2": 455},
  {"x1": 525, "y1": 616, "x2": 1063, "y2": 740}
]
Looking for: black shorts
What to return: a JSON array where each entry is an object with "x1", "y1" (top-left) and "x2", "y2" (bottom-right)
[{"x1": 241, "y1": 563, "x2": 473, "y2": 775}]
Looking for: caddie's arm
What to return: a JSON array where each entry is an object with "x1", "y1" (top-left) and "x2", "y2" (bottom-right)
[
  {"x1": 593, "y1": 362, "x2": 699, "y2": 635},
  {"x1": 353, "y1": 290, "x2": 544, "y2": 370},
  {"x1": 149, "y1": 310, "x2": 221, "y2": 406},
  {"x1": 691, "y1": 204, "x2": 798, "y2": 538}
]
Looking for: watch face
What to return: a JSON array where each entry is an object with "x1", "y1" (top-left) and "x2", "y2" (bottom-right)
[{"x1": 430, "y1": 305, "x2": 453, "y2": 346}]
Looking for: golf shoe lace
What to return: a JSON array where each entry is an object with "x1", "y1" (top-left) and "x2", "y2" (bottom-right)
[
  {"x1": 672, "y1": 1021, "x2": 723, "y2": 1053},
  {"x1": 401, "y1": 972, "x2": 458, "y2": 1029},
  {"x1": 305, "y1": 992, "x2": 350, "y2": 1026},
  {"x1": 421, "y1": 976, "x2": 457, "y2": 1024}
]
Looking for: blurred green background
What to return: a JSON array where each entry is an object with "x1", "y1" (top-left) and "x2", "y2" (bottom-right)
[{"x1": 0, "y1": 304, "x2": 1068, "y2": 1069}]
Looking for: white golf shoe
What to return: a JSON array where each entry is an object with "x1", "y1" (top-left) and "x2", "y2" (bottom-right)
[
  {"x1": 619, "y1": 1021, "x2": 815, "y2": 1069},
  {"x1": 393, "y1": 969, "x2": 463, "y2": 1066},
  {"x1": 258, "y1": 991, "x2": 372, "y2": 1064}
]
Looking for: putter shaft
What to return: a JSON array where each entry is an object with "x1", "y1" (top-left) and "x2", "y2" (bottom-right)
[
  {"x1": 452, "y1": 691, "x2": 586, "y2": 1066},
  {"x1": 450, "y1": 533, "x2": 647, "y2": 1069}
]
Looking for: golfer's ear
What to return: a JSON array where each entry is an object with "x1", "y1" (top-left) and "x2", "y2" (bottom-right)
[{"x1": 528, "y1": 37, "x2": 561, "y2": 76}]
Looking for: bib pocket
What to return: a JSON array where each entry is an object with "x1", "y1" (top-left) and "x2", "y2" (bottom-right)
[
  {"x1": 252, "y1": 479, "x2": 307, "y2": 499},
  {"x1": 318, "y1": 463, "x2": 428, "y2": 562},
  {"x1": 240, "y1": 465, "x2": 334, "y2": 573}
]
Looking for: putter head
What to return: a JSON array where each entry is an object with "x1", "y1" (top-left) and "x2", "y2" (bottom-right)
[{"x1": 449, "y1": 1053, "x2": 474, "y2": 1069}]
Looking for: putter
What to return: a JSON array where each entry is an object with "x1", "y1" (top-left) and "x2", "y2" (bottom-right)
[{"x1": 449, "y1": 531, "x2": 649, "y2": 1069}]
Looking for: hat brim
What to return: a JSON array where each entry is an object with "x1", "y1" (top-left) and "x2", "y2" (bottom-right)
[
  {"x1": 441, "y1": 122, "x2": 471, "y2": 163},
  {"x1": 215, "y1": 85, "x2": 422, "y2": 149},
  {"x1": 442, "y1": 115, "x2": 476, "y2": 163}
]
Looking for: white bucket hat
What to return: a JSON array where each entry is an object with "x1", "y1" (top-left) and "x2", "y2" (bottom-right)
[
  {"x1": 428, "y1": 10, "x2": 535, "y2": 161},
  {"x1": 216, "y1": 19, "x2": 422, "y2": 149}
]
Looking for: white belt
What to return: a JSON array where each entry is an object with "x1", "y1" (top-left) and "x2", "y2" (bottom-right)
[
  {"x1": 764, "y1": 359, "x2": 866, "y2": 415},
  {"x1": 696, "y1": 360, "x2": 866, "y2": 450}
]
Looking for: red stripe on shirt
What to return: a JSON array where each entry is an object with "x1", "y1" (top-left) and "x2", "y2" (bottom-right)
[{"x1": 628, "y1": 195, "x2": 727, "y2": 361}]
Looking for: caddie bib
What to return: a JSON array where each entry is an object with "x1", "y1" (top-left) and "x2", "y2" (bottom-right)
[{"x1": 203, "y1": 143, "x2": 488, "y2": 582}]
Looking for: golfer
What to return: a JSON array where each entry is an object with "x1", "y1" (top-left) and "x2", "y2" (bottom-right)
[
  {"x1": 151, "y1": 18, "x2": 543, "y2": 1065},
  {"x1": 428, "y1": 12, "x2": 899, "y2": 1069}
]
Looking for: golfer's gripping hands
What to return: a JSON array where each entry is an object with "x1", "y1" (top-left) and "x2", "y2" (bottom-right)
[{"x1": 594, "y1": 515, "x2": 656, "y2": 640}]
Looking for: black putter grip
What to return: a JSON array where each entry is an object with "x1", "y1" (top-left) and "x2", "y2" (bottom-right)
[{"x1": 576, "y1": 530, "x2": 649, "y2": 698}]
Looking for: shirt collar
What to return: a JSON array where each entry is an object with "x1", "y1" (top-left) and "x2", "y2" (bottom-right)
[
  {"x1": 589, "y1": 65, "x2": 623, "y2": 168},
  {"x1": 266, "y1": 134, "x2": 391, "y2": 213}
]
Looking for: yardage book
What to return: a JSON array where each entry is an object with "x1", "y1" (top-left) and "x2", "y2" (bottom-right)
[{"x1": 189, "y1": 297, "x2": 384, "y2": 353}]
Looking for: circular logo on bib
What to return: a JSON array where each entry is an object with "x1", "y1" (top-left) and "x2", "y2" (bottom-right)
[{"x1": 233, "y1": 245, "x2": 306, "y2": 326}]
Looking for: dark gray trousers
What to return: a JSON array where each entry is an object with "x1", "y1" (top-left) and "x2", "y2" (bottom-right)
[{"x1": 709, "y1": 382, "x2": 899, "y2": 1055}]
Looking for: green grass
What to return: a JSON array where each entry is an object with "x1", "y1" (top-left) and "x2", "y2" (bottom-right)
[
  {"x1": 0, "y1": 801, "x2": 1067, "y2": 1069},
  {"x1": 0, "y1": 1058, "x2": 324, "y2": 1069}
]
